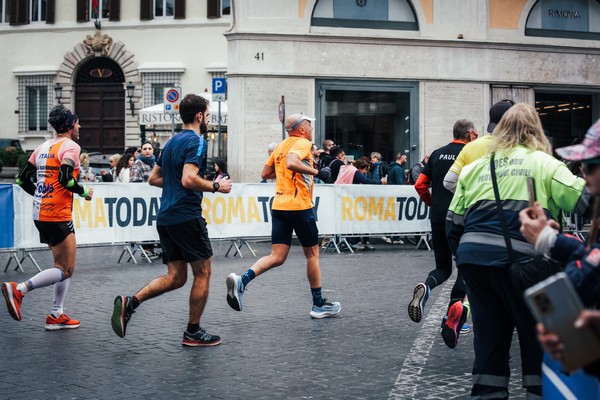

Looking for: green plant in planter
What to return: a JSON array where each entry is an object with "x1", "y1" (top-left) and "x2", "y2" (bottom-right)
[{"x1": 0, "y1": 147, "x2": 25, "y2": 167}]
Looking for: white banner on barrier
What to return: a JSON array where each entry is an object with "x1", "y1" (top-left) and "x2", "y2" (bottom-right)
[{"x1": 11, "y1": 183, "x2": 430, "y2": 248}]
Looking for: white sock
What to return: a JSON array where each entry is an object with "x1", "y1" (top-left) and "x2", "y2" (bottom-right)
[
  {"x1": 51, "y1": 278, "x2": 71, "y2": 318},
  {"x1": 17, "y1": 267, "x2": 65, "y2": 295},
  {"x1": 25, "y1": 267, "x2": 65, "y2": 293}
]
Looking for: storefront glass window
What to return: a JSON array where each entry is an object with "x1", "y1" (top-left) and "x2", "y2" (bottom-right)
[
  {"x1": 535, "y1": 93, "x2": 592, "y2": 150},
  {"x1": 320, "y1": 87, "x2": 415, "y2": 165}
]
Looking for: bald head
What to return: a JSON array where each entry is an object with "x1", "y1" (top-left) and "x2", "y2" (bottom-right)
[{"x1": 285, "y1": 113, "x2": 315, "y2": 132}]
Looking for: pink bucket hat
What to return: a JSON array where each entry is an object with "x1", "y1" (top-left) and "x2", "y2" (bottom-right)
[{"x1": 555, "y1": 119, "x2": 600, "y2": 161}]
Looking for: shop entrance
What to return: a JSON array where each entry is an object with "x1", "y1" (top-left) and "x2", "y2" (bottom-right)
[
  {"x1": 316, "y1": 80, "x2": 419, "y2": 165},
  {"x1": 535, "y1": 92, "x2": 593, "y2": 151}
]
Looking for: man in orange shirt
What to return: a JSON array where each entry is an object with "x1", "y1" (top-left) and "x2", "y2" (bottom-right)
[
  {"x1": 2, "y1": 105, "x2": 93, "y2": 330},
  {"x1": 225, "y1": 113, "x2": 341, "y2": 319}
]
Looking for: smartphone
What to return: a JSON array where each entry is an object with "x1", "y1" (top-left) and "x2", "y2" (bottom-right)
[
  {"x1": 527, "y1": 176, "x2": 536, "y2": 208},
  {"x1": 524, "y1": 272, "x2": 600, "y2": 371}
]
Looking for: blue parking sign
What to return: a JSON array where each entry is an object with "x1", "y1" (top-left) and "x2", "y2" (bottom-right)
[{"x1": 212, "y1": 78, "x2": 227, "y2": 94}]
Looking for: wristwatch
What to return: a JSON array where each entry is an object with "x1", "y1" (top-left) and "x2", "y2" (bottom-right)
[{"x1": 212, "y1": 181, "x2": 220, "y2": 193}]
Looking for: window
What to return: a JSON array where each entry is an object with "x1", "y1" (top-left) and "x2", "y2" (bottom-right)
[
  {"x1": 152, "y1": 83, "x2": 173, "y2": 104},
  {"x1": 141, "y1": 0, "x2": 183, "y2": 20},
  {"x1": 316, "y1": 80, "x2": 419, "y2": 165},
  {"x1": 311, "y1": 0, "x2": 418, "y2": 30},
  {"x1": 27, "y1": 87, "x2": 48, "y2": 132},
  {"x1": 140, "y1": 72, "x2": 182, "y2": 107},
  {"x1": 155, "y1": 0, "x2": 174, "y2": 17},
  {"x1": 91, "y1": 0, "x2": 110, "y2": 19},
  {"x1": 207, "y1": 0, "x2": 230, "y2": 18},
  {"x1": 526, "y1": 0, "x2": 600, "y2": 40},
  {"x1": 0, "y1": 0, "x2": 8, "y2": 23},
  {"x1": 17, "y1": 75, "x2": 53, "y2": 134},
  {"x1": 77, "y1": 0, "x2": 120, "y2": 22},
  {"x1": 30, "y1": 0, "x2": 47, "y2": 22}
]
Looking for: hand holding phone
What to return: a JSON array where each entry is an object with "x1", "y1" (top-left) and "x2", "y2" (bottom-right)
[
  {"x1": 524, "y1": 273, "x2": 600, "y2": 371},
  {"x1": 527, "y1": 176, "x2": 537, "y2": 209}
]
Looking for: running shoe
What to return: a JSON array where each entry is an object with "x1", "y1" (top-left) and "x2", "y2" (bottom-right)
[
  {"x1": 309, "y1": 298, "x2": 341, "y2": 319},
  {"x1": 408, "y1": 283, "x2": 429, "y2": 323},
  {"x1": 45, "y1": 314, "x2": 80, "y2": 330},
  {"x1": 182, "y1": 327, "x2": 222, "y2": 347},
  {"x1": 460, "y1": 323, "x2": 471, "y2": 334},
  {"x1": 111, "y1": 295, "x2": 135, "y2": 338},
  {"x1": 226, "y1": 273, "x2": 244, "y2": 311},
  {"x1": 364, "y1": 242, "x2": 375, "y2": 251},
  {"x1": 441, "y1": 301, "x2": 468, "y2": 349},
  {"x1": 2, "y1": 281, "x2": 23, "y2": 321},
  {"x1": 351, "y1": 242, "x2": 365, "y2": 251}
]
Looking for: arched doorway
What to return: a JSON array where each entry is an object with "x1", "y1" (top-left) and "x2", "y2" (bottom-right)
[{"x1": 75, "y1": 57, "x2": 125, "y2": 154}]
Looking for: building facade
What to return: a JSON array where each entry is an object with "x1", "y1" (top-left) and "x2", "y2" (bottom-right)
[
  {"x1": 0, "y1": 0, "x2": 231, "y2": 156},
  {"x1": 226, "y1": 0, "x2": 600, "y2": 182}
]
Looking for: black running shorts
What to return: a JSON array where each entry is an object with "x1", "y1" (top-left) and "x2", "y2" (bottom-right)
[
  {"x1": 157, "y1": 217, "x2": 213, "y2": 263},
  {"x1": 34, "y1": 220, "x2": 75, "y2": 246},
  {"x1": 271, "y1": 208, "x2": 319, "y2": 247}
]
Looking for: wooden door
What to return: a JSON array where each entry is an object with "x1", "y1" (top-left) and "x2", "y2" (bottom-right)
[{"x1": 75, "y1": 84, "x2": 125, "y2": 154}]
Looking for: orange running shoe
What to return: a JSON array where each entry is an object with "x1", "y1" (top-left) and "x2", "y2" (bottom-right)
[
  {"x1": 2, "y1": 281, "x2": 23, "y2": 321},
  {"x1": 45, "y1": 314, "x2": 80, "y2": 331}
]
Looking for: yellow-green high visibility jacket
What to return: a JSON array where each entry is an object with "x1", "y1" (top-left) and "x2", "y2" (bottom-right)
[{"x1": 446, "y1": 145, "x2": 591, "y2": 268}]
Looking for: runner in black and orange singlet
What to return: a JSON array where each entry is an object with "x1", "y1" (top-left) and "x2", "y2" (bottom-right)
[{"x1": 2, "y1": 105, "x2": 93, "y2": 330}]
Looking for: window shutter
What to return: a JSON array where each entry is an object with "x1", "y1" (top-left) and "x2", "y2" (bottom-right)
[
  {"x1": 140, "y1": 0, "x2": 152, "y2": 20},
  {"x1": 46, "y1": 0, "x2": 55, "y2": 24},
  {"x1": 8, "y1": 0, "x2": 18, "y2": 25},
  {"x1": 207, "y1": 0, "x2": 219, "y2": 19},
  {"x1": 10, "y1": 0, "x2": 29, "y2": 25},
  {"x1": 76, "y1": 0, "x2": 88, "y2": 22},
  {"x1": 174, "y1": 0, "x2": 185, "y2": 19},
  {"x1": 109, "y1": 0, "x2": 120, "y2": 21}
]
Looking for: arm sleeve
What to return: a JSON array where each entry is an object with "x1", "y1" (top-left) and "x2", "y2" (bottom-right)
[
  {"x1": 446, "y1": 183, "x2": 466, "y2": 255},
  {"x1": 59, "y1": 164, "x2": 87, "y2": 196},
  {"x1": 563, "y1": 243, "x2": 600, "y2": 307},
  {"x1": 16, "y1": 162, "x2": 37, "y2": 196},
  {"x1": 550, "y1": 163, "x2": 592, "y2": 218},
  {"x1": 353, "y1": 171, "x2": 381, "y2": 185},
  {"x1": 443, "y1": 170, "x2": 459, "y2": 193},
  {"x1": 414, "y1": 173, "x2": 432, "y2": 206}
]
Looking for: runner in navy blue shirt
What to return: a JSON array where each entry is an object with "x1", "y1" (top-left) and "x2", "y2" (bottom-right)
[{"x1": 110, "y1": 94, "x2": 232, "y2": 347}]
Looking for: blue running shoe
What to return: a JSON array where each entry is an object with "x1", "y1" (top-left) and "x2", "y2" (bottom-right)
[
  {"x1": 408, "y1": 283, "x2": 429, "y2": 323},
  {"x1": 226, "y1": 273, "x2": 244, "y2": 311},
  {"x1": 460, "y1": 323, "x2": 471, "y2": 334},
  {"x1": 309, "y1": 298, "x2": 341, "y2": 319}
]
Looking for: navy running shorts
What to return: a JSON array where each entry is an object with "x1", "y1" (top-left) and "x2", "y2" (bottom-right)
[
  {"x1": 157, "y1": 217, "x2": 213, "y2": 263},
  {"x1": 271, "y1": 208, "x2": 319, "y2": 247},
  {"x1": 34, "y1": 220, "x2": 75, "y2": 246}
]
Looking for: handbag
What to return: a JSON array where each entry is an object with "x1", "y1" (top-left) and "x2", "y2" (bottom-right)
[{"x1": 489, "y1": 154, "x2": 563, "y2": 294}]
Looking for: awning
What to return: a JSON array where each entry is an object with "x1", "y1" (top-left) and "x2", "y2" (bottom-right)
[{"x1": 138, "y1": 92, "x2": 227, "y2": 126}]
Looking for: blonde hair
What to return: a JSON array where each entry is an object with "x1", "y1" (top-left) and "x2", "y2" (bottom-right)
[
  {"x1": 109, "y1": 153, "x2": 121, "y2": 164},
  {"x1": 489, "y1": 103, "x2": 552, "y2": 155},
  {"x1": 80, "y1": 152, "x2": 90, "y2": 167}
]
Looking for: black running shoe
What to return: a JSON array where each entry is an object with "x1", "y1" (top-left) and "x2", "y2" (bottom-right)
[
  {"x1": 182, "y1": 327, "x2": 222, "y2": 347},
  {"x1": 111, "y1": 295, "x2": 135, "y2": 338}
]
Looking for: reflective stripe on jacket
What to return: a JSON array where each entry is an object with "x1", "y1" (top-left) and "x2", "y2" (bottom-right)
[{"x1": 446, "y1": 145, "x2": 590, "y2": 268}]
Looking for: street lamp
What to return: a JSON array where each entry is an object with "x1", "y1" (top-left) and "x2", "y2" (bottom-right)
[
  {"x1": 126, "y1": 82, "x2": 135, "y2": 116},
  {"x1": 54, "y1": 82, "x2": 63, "y2": 104}
]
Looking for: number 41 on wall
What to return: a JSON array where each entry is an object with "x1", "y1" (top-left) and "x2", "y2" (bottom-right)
[{"x1": 254, "y1": 52, "x2": 264, "y2": 61}]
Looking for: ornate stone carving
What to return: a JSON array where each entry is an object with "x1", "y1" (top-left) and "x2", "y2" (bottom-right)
[{"x1": 83, "y1": 31, "x2": 113, "y2": 57}]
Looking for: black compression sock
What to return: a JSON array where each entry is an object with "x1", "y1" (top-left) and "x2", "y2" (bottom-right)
[{"x1": 187, "y1": 324, "x2": 199, "y2": 334}]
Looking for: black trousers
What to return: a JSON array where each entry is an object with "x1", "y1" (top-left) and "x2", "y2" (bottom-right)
[
  {"x1": 461, "y1": 264, "x2": 542, "y2": 399},
  {"x1": 426, "y1": 219, "x2": 466, "y2": 302}
]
